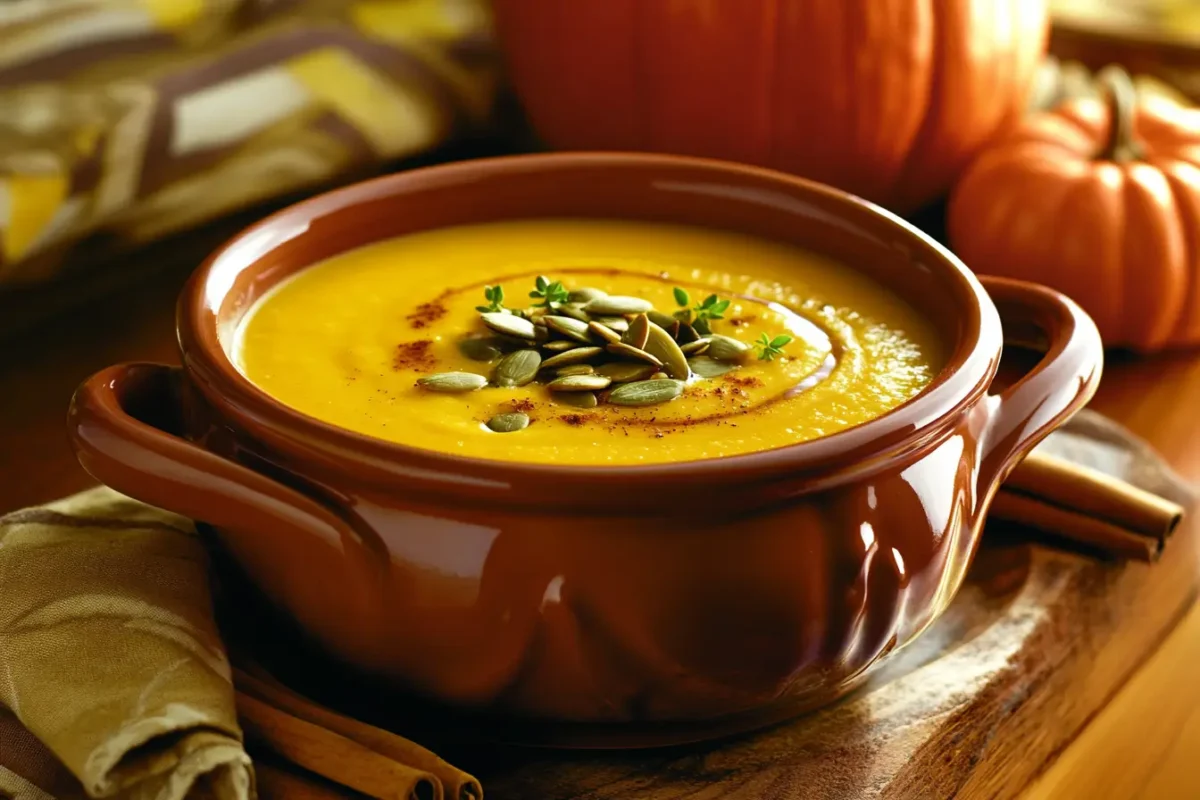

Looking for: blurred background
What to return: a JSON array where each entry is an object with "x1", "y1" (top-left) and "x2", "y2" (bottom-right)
[{"x1": 1, "y1": 0, "x2": 1199, "y2": 346}]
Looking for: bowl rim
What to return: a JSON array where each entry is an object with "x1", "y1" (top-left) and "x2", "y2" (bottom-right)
[{"x1": 178, "y1": 151, "x2": 1002, "y2": 497}]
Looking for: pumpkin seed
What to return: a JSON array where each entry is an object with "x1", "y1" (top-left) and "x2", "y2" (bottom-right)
[
  {"x1": 555, "y1": 390, "x2": 599, "y2": 409},
  {"x1": 622, "y1": 314, "x2": 651, "y2": 349},
  {"x1": 596, "y1": 362, "x2": 657, "y2": 383},
  {"x1": 680, "y1": 338, "x2": 711, "y2": 355},
  {"x1": 560, "y1": 303, "x2": 592, "y2": 323},
  {"x1": 693, "y1": 318, "x2": 712, "y2": 336},
  {"x1": 569, "y1": 287, "x2": 608, "y2": 303},
  {"x1": 688, "y1": 355, "x2": 737, "y2": 379},
  {"x1": 648, "y1": 310, "x2": 677, "y2": 330},
  {"x1": 542, "y1": 346, "x2": 603, "y2": 369},
  {"x1": 594, "y1": 316, "x2": 629, "y2": 333},
  {"x1": 608, "y1": 379, "x2": 685, "y2": 407},
  {"x1": 557, "y1": 364, "x2": 595, "y2": 376},
  {"x1": 642, "y1": 321, "x2": 690, "y2": 379},
  {"x1": 492, "y1": 349, "x2": 541, "y2": 387},
  {"x1": 544, "y1": 315, "x2": 594, "y2": 343},
  {"x1": 584, "y1": 295, "x2": 655, "y2": 316},
  {"x1": 417, "y1": 372, "x2": 488, "y2": 393},
  {"x1": 548, "y1": 374, "x2": 612, "y2": 392},
  {"x1": 650, "y1": 372, "x2": 671, "y2": 380},
  {"x1": 606, "y1": 342, "x2": 664, "y2": 367},
  {"x1": 543, "y1": 340, "x2": 579, "y2": 352},
  {"x1": 482, "y1": 312, "x2": 538, "y2": 340},
  {"x1": 458, "y1": 336, "x2": 505, "y2": 361},
  {"x1": 707, "y1": 334, "x2": 753, "y2": 363},
  {"x1": 676, "y1": 323, "x2": 700, "y2": 344},
  {"x1": 487, "y1": 412, "x2": 530, "y2": 433},
  {"x1": 587, "y1": 321, "x2": 621, "y2": 344}
]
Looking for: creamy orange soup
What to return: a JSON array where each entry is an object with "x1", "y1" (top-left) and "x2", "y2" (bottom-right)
[{"x1": 235, "y1": 219, "x2": 943, "y2": 465}]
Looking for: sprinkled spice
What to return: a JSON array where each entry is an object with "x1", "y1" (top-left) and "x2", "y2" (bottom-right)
[
  {"x1": 407, "y1": 300, "x2": 448, "y2": 329},
  {"x1": 724, "y1": 374, "x2": 765, "y2": 389},
  {"x1": 394, "y1": 340, "x2": 436, "y2": 371},
  {"x1": 560, "y1": 414, "x2": 585, "y2": 426},
  {"x1": 505, "y1": 398, "x2": 537, "y2": 414},
  {"x1": 728, "y1": 315, "x2": 758, "y2": 328}
]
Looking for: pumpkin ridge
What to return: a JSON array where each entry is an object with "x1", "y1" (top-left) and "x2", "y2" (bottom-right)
[
  {"x1": 892, "y1": 0, "x2": 946, "y2": 210},
  {"x1": 764, "y1": 0, "x2": 780, "y2": 169},
  {"x1": 1158, "y1": 161, "x2": 1200, "y2": 345},
  {"x1": 1027, "y1": 158, "x2": 1096, "y2": 287},
  {"x1": 1121, "y1": 165, "x2": 1186, "y2": 349},
  {"x1": 842, "y1": 0, "x2": 931, "y2": 203},
  {"x1": 1072, "y1": 168, "x2": 1126, "y2": 340}
]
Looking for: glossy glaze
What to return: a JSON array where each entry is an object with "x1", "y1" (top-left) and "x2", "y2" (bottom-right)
[{"x1": 68, "y1": 154, "x2": 1103, "y2": 737}]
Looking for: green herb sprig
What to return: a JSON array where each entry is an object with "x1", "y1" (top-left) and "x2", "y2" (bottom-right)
[
  {"x1": 671, "y1": 288, "x2": 732, "y2": 333},
  {"x1": 693, "y1": 293, "x2": 731, "y2": 323},
  {"x1": 672, "y1": 287, "x2": 694, "y2": 326},
  {"x1": 529, "y1": 275, "x2": 570, "y2": 308},
  {"x1": 755, "y1": 333, "x2": 794, "y2": 361},
  {"x1": 475, "y1": 284, "x2": 506, "y2": 313}
]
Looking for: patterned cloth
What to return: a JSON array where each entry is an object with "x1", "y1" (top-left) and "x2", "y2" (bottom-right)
[{"x1": 0, "y1": 0, "x2": 498, "y2": 284}]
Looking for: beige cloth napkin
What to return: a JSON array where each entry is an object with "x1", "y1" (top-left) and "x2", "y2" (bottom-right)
[
  {"x1": 0, "y1": 490, "x2": 251, "y2": 800},
  {"x1": 0, "y1": 410, "x2": 1193, "y2": 800}
]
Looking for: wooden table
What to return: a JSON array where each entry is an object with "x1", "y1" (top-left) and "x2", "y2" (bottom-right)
[{"x1": 2, "y1": 226, "x2": 1199, "y2": 798}]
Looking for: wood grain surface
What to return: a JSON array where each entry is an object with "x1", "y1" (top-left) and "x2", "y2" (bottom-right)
[{"x1": 1, "y1": 228, "x2": 1198, "y2": 799}]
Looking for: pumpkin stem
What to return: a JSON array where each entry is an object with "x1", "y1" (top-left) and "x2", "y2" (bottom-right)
[{"x1": 1096, "y1": 66, "x2": 1143, "y2": 163}]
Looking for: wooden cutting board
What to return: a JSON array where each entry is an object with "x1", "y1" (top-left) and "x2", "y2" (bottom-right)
[
  {"x1": 462, "y1": 545, "x2": 1197, "y2": 798},
  {"x1": 469, "y1": 531, "x2": 1197, "y2": 798}
]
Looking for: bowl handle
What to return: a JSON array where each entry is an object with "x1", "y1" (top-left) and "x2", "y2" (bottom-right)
[
  {"x1": 68, "y1": 363, "x2": 355, "y2": 544},
  {"x1": 978, "y1": 276, "x2": 1104, "y2": 492}
]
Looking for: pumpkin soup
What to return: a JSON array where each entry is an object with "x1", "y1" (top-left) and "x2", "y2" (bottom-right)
[{"x1": 235, "y1": 219, "x2": 942, "y2": 465}]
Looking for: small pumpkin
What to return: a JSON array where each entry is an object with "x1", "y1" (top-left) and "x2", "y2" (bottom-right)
[
  {"x1": 949, "y1": 67, "x2": 1200, "y2": 351},
  {"x1": 493, "y1": 0, "x2": 1049, "y2": 213}
]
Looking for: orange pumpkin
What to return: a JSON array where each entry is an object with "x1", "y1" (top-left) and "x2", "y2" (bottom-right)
[
  {"x1": 492, "y1": 0, "x2": 1049, "y2": 213},
  {"x1": 949, "y1": 67, "x2": 1200, "y2": 352}
]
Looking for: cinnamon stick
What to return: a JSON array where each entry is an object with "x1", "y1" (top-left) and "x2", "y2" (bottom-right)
[
  {"x1": 994, "y1": 450, "x2": 1184, "y2": 561},
  {"x1": 236, "y1": 691, "x2": 440, "y2": 800},
  {"x1": 234, "y1": 668, "x2": 482, "y2": 800},
  {"x1": 254, "y1": 761, "x2": 365, "y2": 800}
]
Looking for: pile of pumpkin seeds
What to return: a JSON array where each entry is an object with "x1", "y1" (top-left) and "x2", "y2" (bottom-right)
[{"x1": 416, "y1": 278, "x2": 793, "y2": 433}]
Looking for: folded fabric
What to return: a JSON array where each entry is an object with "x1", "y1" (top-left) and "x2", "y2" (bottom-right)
[
  {"x1": 0, "y1": 488, "x2": 251, "y2": 800},
  {"x1": 0, "y1": 486, "x2": 482, "y2": 800}
]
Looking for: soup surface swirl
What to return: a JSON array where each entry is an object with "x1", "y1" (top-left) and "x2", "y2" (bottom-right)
[{"x1": 236, "y1": 219, "x2": 943, "y2": 465}]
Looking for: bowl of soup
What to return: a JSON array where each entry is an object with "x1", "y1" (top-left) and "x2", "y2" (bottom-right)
[{"x1": 69, "y1": 153, "x2": 1102, "y2": 745}]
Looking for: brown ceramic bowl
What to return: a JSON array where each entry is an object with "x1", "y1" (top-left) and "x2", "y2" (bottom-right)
[{"x1": 69, "y1": 153, "x2": 1103, "y2": 746}]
